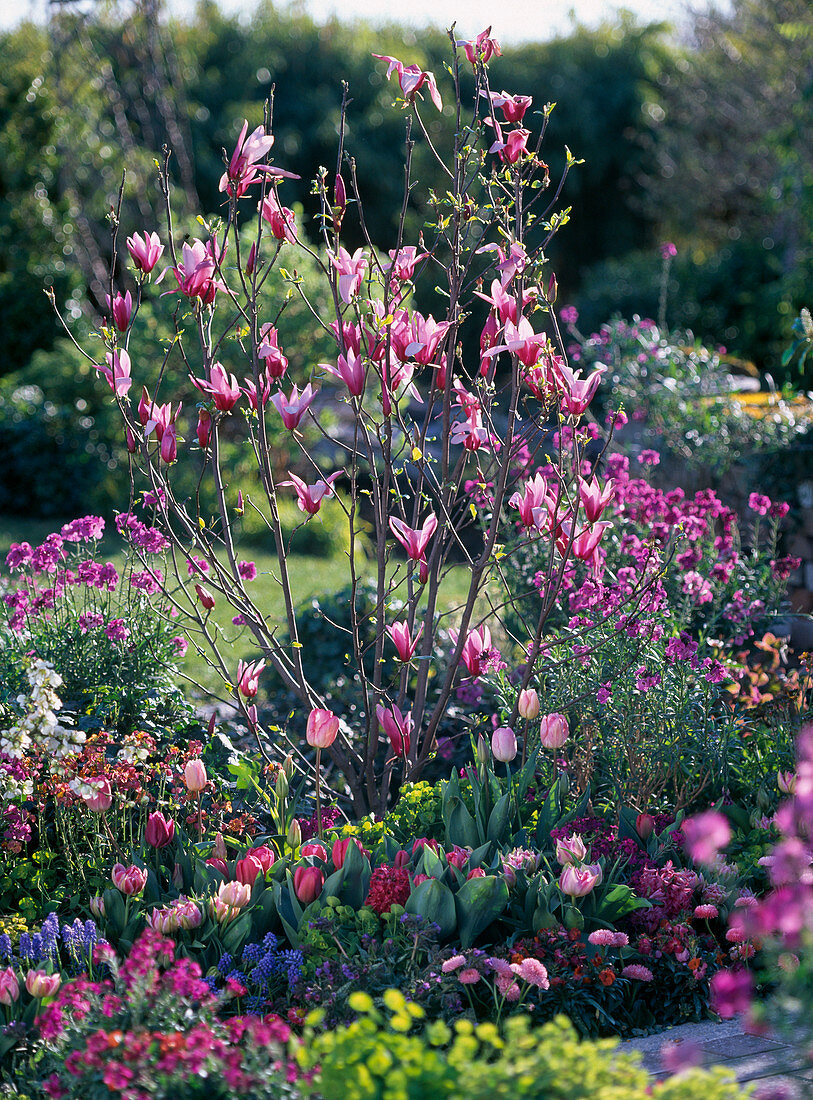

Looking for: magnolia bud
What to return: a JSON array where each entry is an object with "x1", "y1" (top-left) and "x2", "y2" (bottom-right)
[
  {"x1": 236, "y1": 490, "x2": 244, "y2": 516},
  {"x1": 547, "y1": 273, "x2": 558, "y2": 304},
  {"x1": 287, "y1": 819, "x2": 302, "y2": 850}
]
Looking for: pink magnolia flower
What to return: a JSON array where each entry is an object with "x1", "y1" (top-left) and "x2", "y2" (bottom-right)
[
  {"x1": 126, "y1": 230, "x2": 164, "y2": 273},
  {"x1": 258, "y1": 324, "x2": 289, "y2": 379},
  {"x1": 384, "y1": 245, "x2": 429, "y2": 282},
  {"x1": 281, "y1": 470, "x2": 342, "y2": 516},
  {"x1": 271, "y1": 383, "x2": 316, "y2": 431},
  {"x1": 389, "y1": 513, "x2": 438, "y2": 564},
  {"x1": 682, "y1": 810, "x2": 731, "y2": 865},
  {"x1": 559, "y1": 862, "x2": 602, "y2": 897},
  {"x1": 475, "y1": 279, "x2": 520, "y2": 325},
  {"x1": 218, "y1": 119, "x2": 275, "y2": 197},
  {"x1": 491, "y1": 726, "x2": 517, "y2": 763},
  {"x1": 236, "y1": 658, "x2": 266, "y2": 699},
  {"x1": 509, "y1": 472, "x2": 554, "y2": 528},
  {"x1": 107, "y1": 291, "x2": 133, "y2": 332},
  {"x1": 539, "y1": 712, "x2": 569, "y2": 749},
  {"x1": 483, "y1": 317, "x2": 548, "y2": 368},
  {"x1": 321, "y1": 349, "x2": 365, "y2": 397},
  {"x1": 551, "y1": 360, "x2": 606, "y2": 416},
  {"x1": 483, "y1": 90, "x2": 533, "y2": 123},
  {"x1": 293, "y1": 865, "x2": 325, "y2": 905},
  {"x1": 241, "y1": 374, "x2": 272, "y2": 411},
  {"x1": 306, "y1": 708, "x2": 339, "y2": 749},
  {"x1": 458, "y1": 27, "x2": 501, "y2": 65},
  {"x1": 329, "y1": 247, "x2": 368, "y2": 303},
  {"x1": 111, "y1": 863, "x2": 148, "y2": 896},
  {"x1": 372, "y1": 54, "x2": 443, "y2": 111},
  {"x1": 171, "y1": 238, "x2": 226, "y2": 304},
  {"x1": 191, "y1": 362, "x2": 241, "y2": 412},
  {"x1": 94, "y1": 348, "x2": 132, "y2": 397},
  {"x1": 386, "y1": 621, "x2": 423, "y2": 662},
  {"x1": 82, "y1": 777, "x2": 112, "y2": 813},
  {"x1": 578, "y1": 476, "x2": 614, "y2": 523},
  {"x1": 405, "y1": 313, "x2": 451, "y2": 366},
  {"x1": 450, "y1": 624, "x2": 492, "y2": 678},
  {"x1": 376, "y1": 704, "x2": 413, "y2": 757},
  {"x1": 489, "y1": 124, "x2": 531, "y2": 165},
  {"x1": 261, "y1": 189, "x2": 297, "y2": 242}
]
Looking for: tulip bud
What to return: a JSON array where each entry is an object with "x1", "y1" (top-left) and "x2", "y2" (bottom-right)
[
  {"x1": 184, "y1": 758, "x2": 207, "y2": 792},
  {"x1": 563, "y1": 904, "x2": 584, "y2": 930},
  {"x1": 539, "y1": 713, "x2": 569, "y2": 750},
  {"x1": 287, "y1": 819, "x2": 302, "y2": 850},
  {"x1": 518, "y1": 688, "x2": 540, "y2": 720},
  {"x1": 89, "y1": 896, "x2": 105, "y2": 920},
  {"x1": 491, "y1": 726, "x2": 517, "y2": 763},
  {"x1": 301, "y1": 841, "x2": 327, "y2": 860},
  {"x1": 235, "y1": 853, "x2": 264, "y2": 887},
  {"x1": 293, "y1": 865, "x2": 324, "y2": 906},
  {"x1": 467, "y1": 867, "x2": 486, "y2": 880},
  {"x1": 331, "y1": 836, "x2": 363, "y2": 870},
  {"x1": 777, "y1": 771, "x2": 797, "y2": 795},
  {"x1": 393, "y1": 849, "x2": 410, "y2": 868},
  {"x1": 283, "y1": 754, "x2": 295, "y2": 779},
  {"x1": 111, "y1": 862, "x2": 148, "y2": 896},
  {"x1": 306, "y1": 708, "x2": 339, "y2": 749},
  {"x1": 636, "y1": 813, "x2": 656, "y2": 841},
  {"x1": 475, "y1": 734, "x2": 489, "y2": 766},
  {"x1": 213, "y1": 832, "x2": 228, "y2": 861},
  {"x1": 275, "y1": 770, "x2": 289, "y2": 800}
]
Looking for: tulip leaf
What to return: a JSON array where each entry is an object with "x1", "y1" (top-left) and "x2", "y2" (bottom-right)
[
  {"x1": 486, "y1": 791, "x2": 512, "y2": 845},
  {"x1": 514, "y1": 745, "x2": 541, "y2": 802},
  {"x1": 455, "y1": 876, "x2": 509, "y2": 948},
  {"x1": 221, "y1": 910, "x2": 253, "y2": 955},
  {"x1": 405, "y1": 877, "x2": 457, "y2": 939},
  {"x1": 418, "y1": 844, "x2": 445, "y2": 880},
  {"x1": 445, "y1": 799, "x2": 479, "y2": 849},
  {"x1": 102, "y1": 887, "x2": 125, "y2": 936},
  {"x1": 596, "y1": 884, "x2": 651, "y2": 922}
]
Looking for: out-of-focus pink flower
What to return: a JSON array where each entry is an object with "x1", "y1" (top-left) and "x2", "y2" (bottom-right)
[
  {"x1": 25, "y1": 971, "x2": 61, "y2": 999},
  {"x1": 191, "y1": 362, "x2": 241, "y2": 412},
  {"x1": 94, "y1": 348, "x2": 133, "y2": 397},
  {"x1": 294, "y1": 865, "x2": 325, "y2": 905},
  {"x1": 386, "y1": 621, "x2": 423, "y2": 663},
  {"x1": 281, "y1": 471, "x2": 342, "y2": 516},
  {"x1": 372, "y1": 54, "x2": 443, "y2": 111},
  {"x1": 539, "y1": 713, "x2": 569, "y2": 750},
  {"x1": 145, "y1": 811, "x2": 175, "y2": 849},
  {"x1": 491, "y1": 726, "x2": 517, "y2": 763},
  {"x1": 184, "y1": 758, "x2": 208, "y2": 792},
  {"x1": 270, "y1": 383, "x2": 315, "y2": 431},
  {"x1": 376, "y1": 704, "x2": 413, "y2": 758},
  {"x1": 0, "y1": 968, "x2": 19, "y2": 1005},
  {"x1": 710, "y1": 968, "x2": 752, "y2": 1018},
  {"x1": 682, "y1": 810, "x2": 731, "y2": 865},
  {"x1": 306, "y1": 708, "x2": 339, "y2": 749},
  {"x1": 559, "y1": 862, "x2": 602, "y2": 898},
  {"x1": 111, "y1": 863, "x2": 148, "y2": 896},
  {"x1": 236, "y1": 658, "x2": 266, "y2": 699},
  {"x1": 126, "y1": 230, "x2": 164, "y2": 273},
  {"x1": 82, "y1": 777, "x2": 113, "y2": 813},
  {"x1": 89, "y1": 896, "x2": 105, "y2": 919}
]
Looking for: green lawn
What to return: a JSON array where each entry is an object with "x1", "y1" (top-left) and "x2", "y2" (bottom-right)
[{"x1": 0, "y1": 516, "x2": 478, "y2": 699}]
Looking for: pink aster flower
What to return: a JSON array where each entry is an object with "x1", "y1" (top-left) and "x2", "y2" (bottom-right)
[
  {"x1": 458, "y1": 968, "x2": 481, "y2": 985},
  {"x1": 621, "y1": 964, "x2": 654, "y2": 982}
]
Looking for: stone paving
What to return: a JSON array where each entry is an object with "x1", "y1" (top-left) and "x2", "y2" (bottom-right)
[{"x1": 619, "y1": 1017, "x2": 811, "y2": 1096}]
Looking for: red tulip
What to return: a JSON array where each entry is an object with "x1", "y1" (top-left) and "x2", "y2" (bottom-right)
[{"x1": 293, "y1": 865, "x2": 324, "y2": 905}]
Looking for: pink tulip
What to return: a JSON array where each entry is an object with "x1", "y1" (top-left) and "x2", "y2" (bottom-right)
[
  {"x1": 306, "y1": 708, "x2": 339, "y2": 749},
  {"x1": 518, "y1": 688, "x2": 540, "y2": 720},
  {"x1": 146, "y1": 906, "x2": 179, "y2": 934},
  {"x1": 559, "y1": 862, "x2": 602, "y2": 898},
  {"x1": 393, "y1": 849, "x2": 410, "y2": 868},
  {"x1": 293, "y1": 865, "x2": 324, "y2": 905},
  {"x1": 372, "y1": 54, "x2": 443, "y2": 111},
  {"x1": 184, "y1": 759, "x2": 208, "y2": 792},
  {"x1": 491, "y1": 726, "x2": 517, "y2": 763},
  {"x1": 247, "y1": 845, "x2": 275, "y2": 872},
  {"x1": 82, "y1": 777, "x2": 112, "y2": 813},
  {"x1": 235, "y1": 854, "x2": 265, "y2": 887},
  {"x1": 25, "y1": 970, "x2": 61, "y2": 999},
  {"x1": 467, "y1": 867, "x2": 487, "y2": 880},
  {"x1": 281, "y1": 471, "x2": 342, "y2": 516},
  {"x1": 539, "y1": 713, "x2": 569, "y2": 750},
  {"x1": 191, "y1": 362, "x2": 241, "y2": 412},
  {"x1": 332, "y1": 837, "x2": 363, "y2": 869},
  {"x1": 555, "y1": 834, "x2": 588, "y2": 866},
  {"x1": 89, "y1": 896, "x2": 105, "y2": 919},
  {"x1": 0, "y1": 968, "x2": 19, "y2": 1005},
  {"x1": 271, "y1": 383, "x2": 315, "y2": 431},
  {"x1": 94, "y1": 348, "x2": 132, "y2": 397},
  {"x1": 174, "y1": 898, "x2": 203, "y2": 930},
  {"x1": 206, "y1": 857, "x2": 228, "y2": 874},
  {"x1": 126, "y1": 230, "x2": 164, "y2": 273},
  {"x1": 107, "y1": 291, "x2": 133, "y2": 332},
  {"x1": 321, "y1": 349, "x2": 365, "y2": 397},
  {"x1": 236, "y1": 658, "x2": 266, "y2": 699},
  {"x1": 386, "y1": 621, "x2": 423, "y2": 663},
  {"x1": 376, "y1": 704, "x2": 413, "y2": 757},
  {"x1": 218, "y1": 879, "x2": 252, "y2": 908},
  {"x1": 111, "y1": 863, "x2": 148, "y2": 896},
  {"x1": 301, "y1": 842, "x2": 328, "y2": 860},
  {"x1": 145, "y1": 811, "x2": 175, "y2": 849},
  {"x1": 636, "y1": 813, "x2": 656, "y2": 841},
  {"x1": 777, "y1": 771, "x2": 797, "y2": 795}
]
